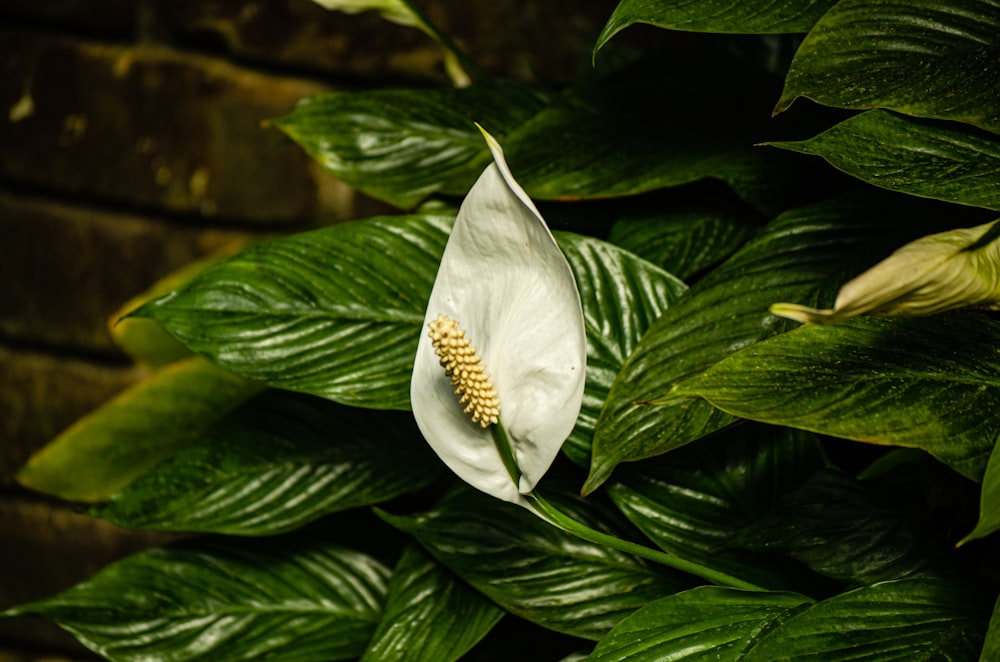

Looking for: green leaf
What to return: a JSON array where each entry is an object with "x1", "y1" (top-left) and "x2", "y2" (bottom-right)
[
  {"x1": 961, "y1": 437, "x2": 1000, "y2": 544},
  {"x1": 111, "y1": 239, "x2": 254, "y2": 367},
  {"x1": 280, "y1": 54, "x2": 821, "y2": 215},
  {"x1": 607, "y1": 202, "x2": 760, "y2": 281},
  {"x1": 587, "y1": 586, "x2": 812, "y2": 662},
  {"x1": 16, "y1": 357, "x2": 262, "y2": 502},
  {"x1": 856, "y1": 448, "x2": 931, "y2": 481},
  {"x1": 595, "y1": 0, "x2": 837, "y2": 53},
  {"x1": 505, "y1": 54, "x2": 807, "y2": 215},
  {"x1": 557, "y1": 233, "x2": 687, "y2": 465},
  {"x1": 729, "y1": 470, "x2": 948, "y2": 584},
  {"x1": 770, "y1": 111, "x2": 1000, "y2": 210},
  {"x1": 743, "y1": 578, "x2": 989, "y2": 660},
  {"x1": 5, "y1": 536, "x2": 390, "y2": 661},
  {"x1": 308, "y1": 0, "x2": 477, "y2": 86},
  {"x1": 310, "y1": 0, "x2": 428, "y2": 30},
  {"x1": 671, "y1": 314, "x2": 1000, "y2": 482},
  {"x1": 93, "y1": 390, "x2": 442, "y2": 535},
  {"x1": 379, "y1": 486, "x2": 683, "y2": 640},
  {"x1": 609, "y1": 425, "x2": 828, "y2": 592},
  {"x1": 273, "y1": 83, "x2": 548, "y2": 208},
  {"x1": 134, "y1": 215, "x2": 451, "y2": 410},
  {"x1": 360, "y1": 543, "x2": 503, "y2": 662},
  {"x1": 587, "y1": 192, "x2": 971, "y2": 492},
  {"x1": 984, "y1": 593, "x2": 1000, "y2": 661},
  {"x1": 776, "y1": 0, "x2": 1000, "y2": 135},
  {"x1": 135, "y1": 215, "x2": 688, "y2": 428},
  {"x1": 591, "y1": 579, "x2": 989, "y2": 661}
]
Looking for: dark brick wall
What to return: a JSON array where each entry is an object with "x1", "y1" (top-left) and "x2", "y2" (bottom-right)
[
  {"x1": 1, "y1": 27, "x2": 335, "y2": 223},
  {"x1": 0, "y1": 1, "x2": 611, "y2": 656}
]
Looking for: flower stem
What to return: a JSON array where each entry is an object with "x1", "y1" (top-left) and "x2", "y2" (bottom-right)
[
  {"x1": 492, "y1": 420, "x2": 522, "y2": 486},
  {"x1": 489, "y1": 423, "x2": 762, "y2": 590},
  {"x1": 526, "y1": 492, "x2": 764, "y2": 591}
]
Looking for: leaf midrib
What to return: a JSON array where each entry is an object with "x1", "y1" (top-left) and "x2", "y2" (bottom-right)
[
  {"x1": 154, "y1": 306, "x2": 425, "y2": 325},
  {"x1": 716, "y1": 359, "x2": 1000, "y2": 389}
]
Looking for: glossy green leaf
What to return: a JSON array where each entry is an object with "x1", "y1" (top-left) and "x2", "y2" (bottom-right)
[
  {"x1": 587, "y1": 193, "x2": 971, "y2": 492},
  {"x1": 93, "y1": 390, "x2": 442, "y2": 535},
  {"x1": 135, "y1": 214, "x2": 686, "y2": 428},
  {"x1": 743, "y1": 578, "x2": 989, "y2": 660},
  {"x1": 361, "y1": 543, "x2": 502, "y2": 662},
  {"x1": 5, "y1": 536, "x2": 390, "y2": 661},
  {"x1": 280, "y1": 54, "x2": 818, "y2": 214},
  {"x1": 776, "y1": 0, "x2": 1000, "y2": 135},
  {"x1": 671, "y1": 314, "x2": 1000, "y2": 481},
  {"x1": 595, "y1": 0, "x2": 837, "y2": 53},
  {"x1": 588, "y1": 586, "x2": 812, "y2": 662},
  {"x1": 379, "y1": 486, "x2": 683, "y2": 640},
  {"x1": 505, "y1": 55, "x2": 805, "y2": 215},
  {"x1": 557, "y1": 234, "x2": 687, "y2": 465},
  {"x1": 591, "y1": 578, "x2": 988, "y2": 660},
  {"x1": 729, "y1": 470, "x2": 947, "y2": 584},
  {"x1": 17, "y1": 357, "x2": 262, "y2": 502},
  {"x1": 274, "y1": 83, "x2": 548, "y2": 208},
  {"x1": 134, "y1": 215, "x2": 451, "y2": 410},
  {"x1": 961, "y1": 437, "x2": 1000, "y2": 544},
  {"x1": 770, "y1": 111, "x2": 1000, "y2": 210},
  {"x1": 609, "y1": 425, "x2": 827, "y2": 592},
  {"x1": 607, "y1": 202, "x2": 760, "y2": 281}
]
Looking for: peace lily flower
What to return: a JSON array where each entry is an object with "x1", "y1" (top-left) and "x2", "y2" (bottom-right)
[
  {"x1": 407, "y1": 128, "x2": 766, "y2": 592},
  {"x1": 771, "y1": 219, "x2": 1000, "y2": 325},
  {"x1": 410, "y1": 126, "x2": 587, "y2": 506}
]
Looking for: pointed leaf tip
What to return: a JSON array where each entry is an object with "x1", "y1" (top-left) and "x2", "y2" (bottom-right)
[
  {"x1": 769, "y1": 302, "x2": 840, "y2": 325},
  {"x1": 473, "y1": 121, "x2": 494, "y2": 143}
]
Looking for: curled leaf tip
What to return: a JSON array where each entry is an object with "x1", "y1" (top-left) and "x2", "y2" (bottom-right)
[
  {"x1": 769, "y1": 302, "x2": 841, "y2": 325},
  {"x1": 771, "y1": 219, "x2": 1000, "y2": 325}
]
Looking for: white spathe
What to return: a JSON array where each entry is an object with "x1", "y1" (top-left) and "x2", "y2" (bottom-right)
[
  {"x1": 410, "y1": 127, "x2": 587, "y2": 505},
  {"x1": 772, "y1": 219, "x2": 1000, "y2": 325}
]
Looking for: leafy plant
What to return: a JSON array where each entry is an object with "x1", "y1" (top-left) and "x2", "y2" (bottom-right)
[{"x1": 7, "y1": 0, "x2": 1000, "y2": 660}]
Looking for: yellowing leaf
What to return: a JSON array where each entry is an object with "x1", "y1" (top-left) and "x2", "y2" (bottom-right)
[
  {"x1": 110, "y1": 237, "x2": 254, "y2": 367},
  {"x1": 18, "y1": 357, "x2": 262, "y2": 502}
]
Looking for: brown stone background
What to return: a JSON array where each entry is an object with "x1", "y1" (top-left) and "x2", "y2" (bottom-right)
[{"x1": 0, "y1": 1, "x2": 613, "y2": 657}]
